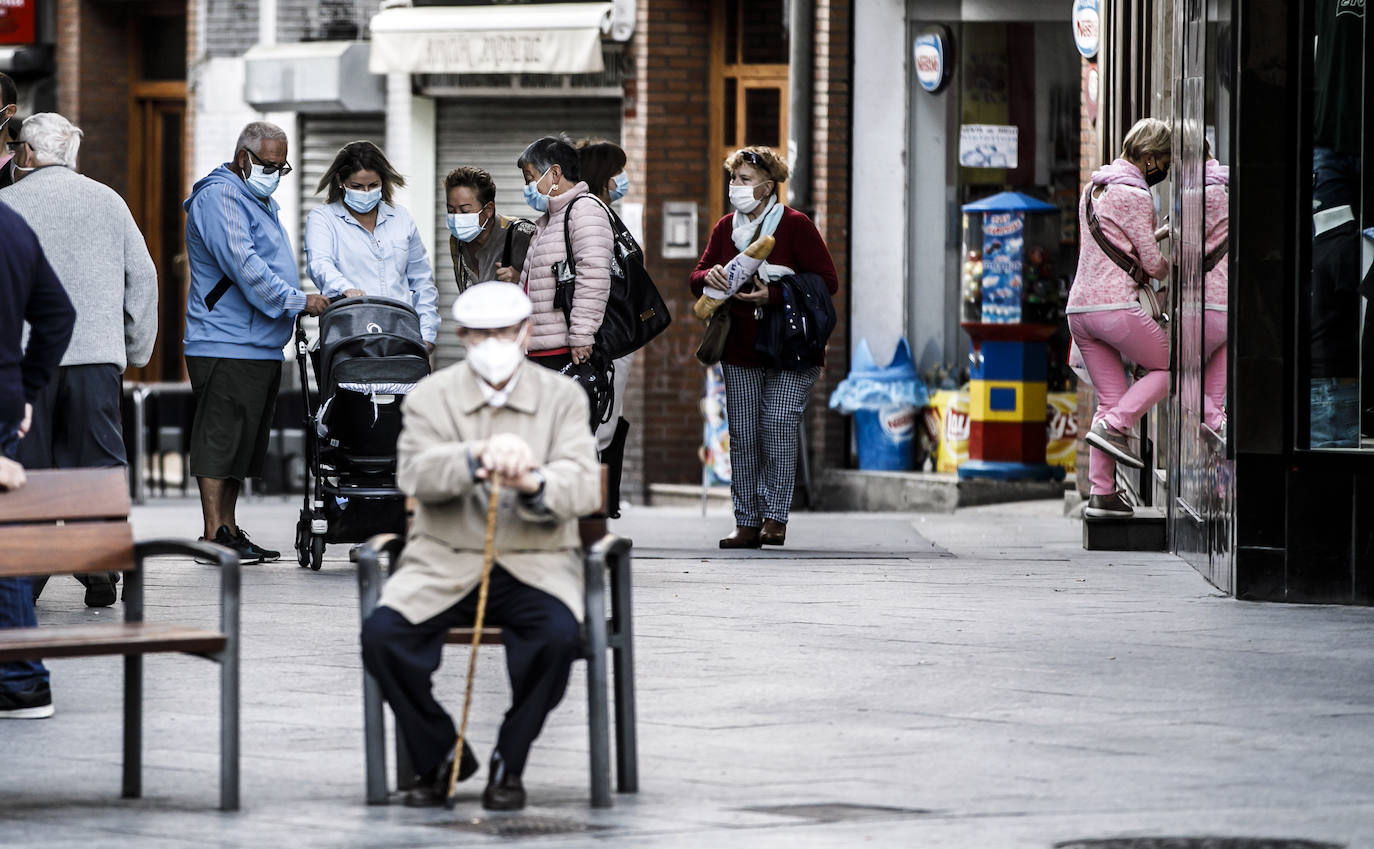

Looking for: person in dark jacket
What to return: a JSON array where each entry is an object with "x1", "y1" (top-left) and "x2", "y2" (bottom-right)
[
  {"x1": 689, "y1": 146, "x2": 839, "y2": 549},
  {"x1": 0, "y1": 199, "x2": 76, "y2": 719}
]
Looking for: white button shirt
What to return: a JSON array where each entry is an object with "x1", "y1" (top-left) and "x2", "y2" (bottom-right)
[{"x1": 304, "y1": 201, "x2": 440, "y2": 343}]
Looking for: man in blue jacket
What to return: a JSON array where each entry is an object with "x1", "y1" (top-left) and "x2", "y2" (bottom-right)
[{"x1": 184, "y1": 121, "x2": 328, "y2": 562}]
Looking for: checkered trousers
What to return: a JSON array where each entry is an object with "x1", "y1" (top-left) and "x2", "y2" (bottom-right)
[{"x1": 720, "y1": 364, "x2": 821, "y2": 527}]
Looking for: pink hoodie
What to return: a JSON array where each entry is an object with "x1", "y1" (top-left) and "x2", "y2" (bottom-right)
[
  {"x1": 1067, "y1": 159, "x2": 1169, "y2": 313},
  {"x1": 1204, "y1": 160, "x2": 1229, "y2": 309}
]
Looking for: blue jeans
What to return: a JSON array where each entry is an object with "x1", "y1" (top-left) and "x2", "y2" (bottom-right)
[
  {"x1": 1310, "y1": 378, "x2": 1359, "y2": 449},
  {"x1": 0, "y1": 419, "x2": 47, "y2": 692},
  {"x1": 1313, "y1": 147, "x2": 1362, "y2": 212}
]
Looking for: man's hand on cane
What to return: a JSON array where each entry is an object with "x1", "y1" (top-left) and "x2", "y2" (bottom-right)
[{"x1": 473, "y1": 434, "x2": 542, "y2": 494}]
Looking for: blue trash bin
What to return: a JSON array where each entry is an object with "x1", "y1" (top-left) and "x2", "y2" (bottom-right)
[{"x1": 829, "y1": 338, "x2": 930, "y2": 471}]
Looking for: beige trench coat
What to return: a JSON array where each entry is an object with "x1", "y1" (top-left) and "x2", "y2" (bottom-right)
[{"x1": 378, "y1": 360, "x2": 601, "y2": 624}]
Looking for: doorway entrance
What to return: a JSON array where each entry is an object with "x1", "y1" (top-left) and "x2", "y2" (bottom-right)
[{"x1": 125, "y1": 14, "x2": 187, "y2": 384}]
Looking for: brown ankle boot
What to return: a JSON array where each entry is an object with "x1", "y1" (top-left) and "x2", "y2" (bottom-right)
[
  {"x1": 719, "y1": 526, "x2": 762, "y2": 549},
  {"x1": 760, "y1": 519, "x2": 786, "y2": 546}
]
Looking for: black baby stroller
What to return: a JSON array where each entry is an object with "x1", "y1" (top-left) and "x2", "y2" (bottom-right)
[{"x1": 294, "y1": 296, "x2": 431, "y2": 570}]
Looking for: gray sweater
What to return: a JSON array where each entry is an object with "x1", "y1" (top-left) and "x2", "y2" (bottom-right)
[{"x1": 2, "y1": 166, "x2": 158, "y2": 370}]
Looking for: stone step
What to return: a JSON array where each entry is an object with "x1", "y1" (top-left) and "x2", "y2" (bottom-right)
[{"x1": 1081, "y1": 507, "x2": 1167, "y2": 551}]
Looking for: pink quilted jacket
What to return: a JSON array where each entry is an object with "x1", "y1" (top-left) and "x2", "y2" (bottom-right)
[
  {"x1": 1066, "y1": 183, "x2": 1169, "y2": 312},
  {"x1": 520, "y1": 182, "x2": 614, "y2": 350}
]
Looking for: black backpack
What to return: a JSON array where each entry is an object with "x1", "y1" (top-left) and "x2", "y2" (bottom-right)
[
  {"x1": 554, "y1": 195, "x2": 671, "y2": 360},
  {"x1": 754, "y1": 272, "x2": 836, "y2": 370}
]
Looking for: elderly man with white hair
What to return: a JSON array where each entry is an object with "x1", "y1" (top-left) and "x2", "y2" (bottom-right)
[
  {"x1": 182, "y1": 121, "x2": 329, "y2": 564},
  {"x1": 0, "y1": 112, "x2": 158, "y2": 608},
  {"x1": 361, "y1": 281, "x2": 601, "y2": 812}
]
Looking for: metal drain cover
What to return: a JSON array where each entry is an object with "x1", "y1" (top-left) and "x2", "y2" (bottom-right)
[
  {"x1": 1055, "y1": 835, "x2": 1346, "y2": 840},
  {"x1": 430, "y1": 815, "x2": 611, "y2": 837},
  {"x1": 743, "y1": 802, "x2": 931, "y2": 822}
]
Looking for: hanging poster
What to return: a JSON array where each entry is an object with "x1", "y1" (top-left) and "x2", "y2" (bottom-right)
[{"x1": 959, "y1": 124, "x2": 1019, "y2": 169}]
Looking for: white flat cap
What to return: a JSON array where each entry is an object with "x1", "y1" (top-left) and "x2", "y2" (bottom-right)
[{"x1": 451, "y1": 281, "x2": 533, "y2": 328}]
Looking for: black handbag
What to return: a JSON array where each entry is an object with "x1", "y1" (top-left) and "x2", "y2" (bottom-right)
[
  {"x1": 694, "y1": 308, "x2": 732, "y2": 365},
  {"x1": 556, "y1": 195, "x2": 671, "y2": 360}
]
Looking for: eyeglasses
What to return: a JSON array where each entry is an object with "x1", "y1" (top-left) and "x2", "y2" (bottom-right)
[
  {"x1": 739, "y1": 150, "x2": 764, "y2": 166},
  {"x1": 4, "y1": 140, "x2": 28, "y2": 153},
  {"x1": 246, "y1": 149, "x2": 293, "y2": 177}
]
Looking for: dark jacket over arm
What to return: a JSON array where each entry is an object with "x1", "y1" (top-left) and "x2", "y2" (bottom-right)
[{"x1": 0, "y1": 202, "x2": 74, "y2": 423}]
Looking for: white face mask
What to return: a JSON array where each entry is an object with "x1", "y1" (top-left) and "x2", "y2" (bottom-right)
[
  {"x1": 729, "y1": 183, "x2": 763, "y2": 214},
  {"x1": 466, "y1": 329, "x2": 527, "y2": 386}
]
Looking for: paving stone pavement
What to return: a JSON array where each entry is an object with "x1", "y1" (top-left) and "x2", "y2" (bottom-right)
[{"x1": 2, "y1": 496, "x2": 1373, "y2": 848}]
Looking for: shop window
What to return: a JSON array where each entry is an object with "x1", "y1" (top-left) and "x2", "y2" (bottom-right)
[
  {"x1": 1303, "y1": 0, "x2": 1370, "y2": 450},
  {"x1": 709, "y1": 0, "x2": 789, "y2": 217}
]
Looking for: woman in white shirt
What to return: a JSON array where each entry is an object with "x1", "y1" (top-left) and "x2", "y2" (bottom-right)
[{"x1": 305, "y1": 141, "x2": 440, "y2": 349}]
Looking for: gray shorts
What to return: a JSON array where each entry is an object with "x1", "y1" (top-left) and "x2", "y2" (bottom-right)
[{"x1": 186, "y1": 356, "x2": 282, "y2": 481}]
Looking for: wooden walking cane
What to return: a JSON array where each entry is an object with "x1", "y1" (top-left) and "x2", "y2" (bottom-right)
[{"x1": 443, "y1": 478, "x2": 501, "y2": 809}]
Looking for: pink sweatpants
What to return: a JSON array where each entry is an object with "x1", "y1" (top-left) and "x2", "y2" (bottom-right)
[
  {"x1": 1202, "y1": 310, "x2": 1227, "y2": 431},
  {"x1": 1068, "y1": 309, "x2": 1170, "y2": 495}
]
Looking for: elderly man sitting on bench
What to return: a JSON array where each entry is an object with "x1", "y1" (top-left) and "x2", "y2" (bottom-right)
[{"x1": 361, "y1": 282, "x2": 601, "y2": 811}]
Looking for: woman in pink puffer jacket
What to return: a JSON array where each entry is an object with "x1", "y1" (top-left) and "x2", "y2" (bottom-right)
[{"x1": 516, "y1": 136, "x2": 614, "y2": 371}]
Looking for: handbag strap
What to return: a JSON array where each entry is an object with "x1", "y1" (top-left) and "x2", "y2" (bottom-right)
[
  {"x1": 557, "y1": 193, "x2": 615, "y2": 325},
  {"x1": 1203, "y1": 241, "x2": 1227, "y2": 272},
  {"x1": 501, "y1": 220, "x2": 517, "y2": 269},
  {"x1": 1085, "y1": 187, "x2": 1150, "y2": 288}
]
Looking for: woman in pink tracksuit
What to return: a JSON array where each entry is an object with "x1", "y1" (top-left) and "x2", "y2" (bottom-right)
[
  {"x1": 1068, "y1": 118, "x2": 1172, "y2": 519},
  {"x1": 1201, "y1": 151, "x2": 1229, "y2": 433}
]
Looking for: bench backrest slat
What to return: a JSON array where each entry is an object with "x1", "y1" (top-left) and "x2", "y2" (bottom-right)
[
  {"x1": 0, "y1": 468, "x2": 130, "y2": 524},
  {"x1": 0, "y1": 522, "x2": 134, "y2": 577}
]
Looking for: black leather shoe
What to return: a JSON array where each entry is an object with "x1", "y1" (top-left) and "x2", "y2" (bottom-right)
[
  {"x1": 481, "y1": 752, "x2": 526, "y2": 811},
  {"x1": 719, "y1": 526, "x2": 762, "y2": 549},
  {"x1": 403, "y1": 740, "x2": 478, "y2": 807}
]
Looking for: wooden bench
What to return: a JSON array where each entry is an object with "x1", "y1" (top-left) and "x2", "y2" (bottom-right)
[
  {"x1": 356, "y1": 532, "x2": 638, "y2": 808},
  {"x1": 0, "y1": 467, "x2": 241, "y2": 811}
]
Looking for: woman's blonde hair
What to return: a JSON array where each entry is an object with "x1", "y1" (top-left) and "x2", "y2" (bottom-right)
[
  {"x1": 1121, "y1": 118, "x2": 1171, "y2": 161},
  {"x1": 724, "y1": 146, "x2": 789, "y2": 185}
]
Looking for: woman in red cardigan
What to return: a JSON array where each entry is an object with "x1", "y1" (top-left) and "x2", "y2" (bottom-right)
[{"x1": 690, "y1": 146, "x2": 839, "y2": 549}]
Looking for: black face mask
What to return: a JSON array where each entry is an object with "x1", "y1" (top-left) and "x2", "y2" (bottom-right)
[{"x1": 1144, "y1": 160, "x2": 1169, "y2": 187}]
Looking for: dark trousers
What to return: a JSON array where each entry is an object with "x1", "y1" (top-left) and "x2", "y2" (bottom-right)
[
  {"x1": 0, "y1": 420, "x2": 44, "y2": 691},
  {"x1": 360, "y1": 566, "x2": 581, "y2": 779},
  {"x1": 18, "y1": 363, "x2": 127, "y2": 469},
  {"x1": 18, "y1": 363, "x2": 124, "y2": 601}
]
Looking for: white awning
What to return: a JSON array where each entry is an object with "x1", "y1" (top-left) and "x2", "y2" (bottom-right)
[{"x1": 369, "y1": 3, "x2": 613, "y2": 76}]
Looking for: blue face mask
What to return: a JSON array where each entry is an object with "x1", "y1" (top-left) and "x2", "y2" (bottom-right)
[
  {"x1": 344, "y1": 186, "x2": 382, "y2": 213},
  {"x1": 608, "y1": 172, "x2": 630, "y2": 202},
  {"x1": 245, "y1": 161, "x2": 281, "y2": 199},
  {"x1": 448, "y1": 208, "x2": 488, "y2": 243},
  {"x1": 523, "y1": 168, "x2": 552, "y2": 213}
]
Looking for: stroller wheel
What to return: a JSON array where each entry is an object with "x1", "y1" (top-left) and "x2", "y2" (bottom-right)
[
  {"x1": 295, "y1": 513, "x2": 312, "y2": 568},
  {"x1": 310, "y1": 535, "x2": 326, "y2": 571}
]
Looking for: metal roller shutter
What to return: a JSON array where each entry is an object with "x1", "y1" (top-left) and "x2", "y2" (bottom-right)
[
  {"x1": 297, "y1": 113, "x2": 387, "y2": 286},
  {"x1": 431, "y1": 98, "x2": 621, "y2": 368}
]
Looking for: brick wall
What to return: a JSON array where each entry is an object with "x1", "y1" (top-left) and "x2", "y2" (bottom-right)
[
  {"x1": 622, "y1": 0, "x2": 716, "y2": 487},
  {"x1": 204, "y1": 0, "x2": 260, "y2": 58},
  {"x1": 809, "y1": 0, "x2": 852, "y2": 472},
  {"x1": 277, "y1": 0, "x2": 373, "y2": 45},
  {"x1": 56, "y1": 0, "x2": 131, "y2": 196},
  {"x1": 1075, "y1": 56, "x2": 1100, "y2": 496},
  {"x1": 625, "y1": 0, "x2": 854, "y2": 489}
]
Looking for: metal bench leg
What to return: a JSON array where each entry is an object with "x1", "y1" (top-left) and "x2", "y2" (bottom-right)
[
  {"x1": 609, "y1": 543, "x2": 638, "y2": 793},
  {"x1": 122, "y1": 564, "x2": 144, "y2": 800},
  {"x1": 585, "y1": 545, "x2": 612, "y2": 808},
  {"x1": 220, "y1": 554, "x2": 241, "y2": 812},
  {"x1": 364, "y1": 671, "x2": 388, "y2": 804},
  {"x1": 122, "y1": 654, "x2": 142, "y2": 799}
]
